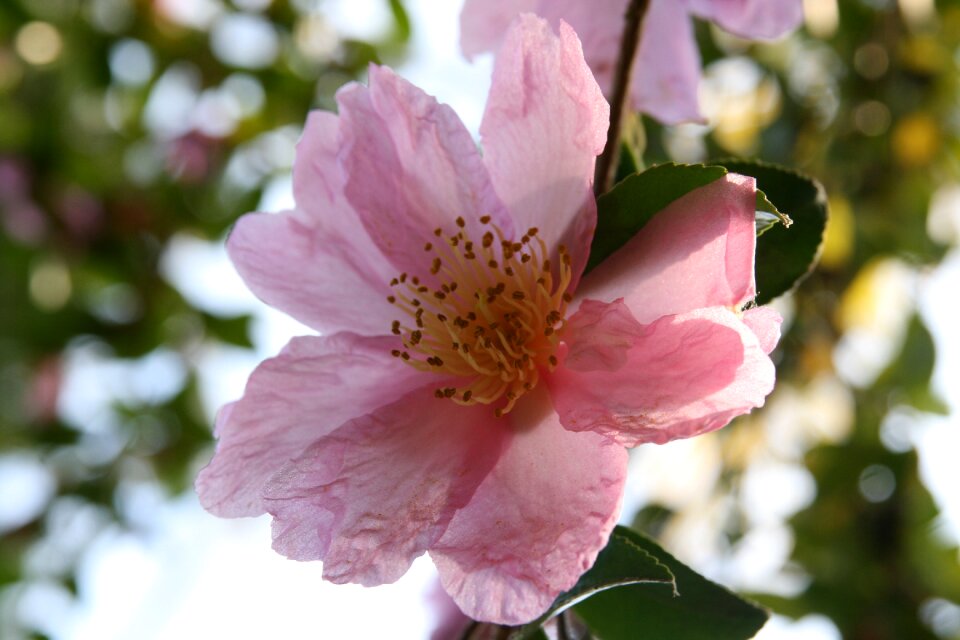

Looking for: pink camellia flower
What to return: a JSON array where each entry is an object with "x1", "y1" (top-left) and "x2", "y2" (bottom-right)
[
  {"x1": 461, "y1": 0, "x2": 804, "y2": 124},
  {"x1": 197, "y1": 13, "x2": 780, "y2": 625}
]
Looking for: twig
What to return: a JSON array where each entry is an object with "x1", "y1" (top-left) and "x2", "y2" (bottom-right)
[{"x1": 593, "y1": 0, "x2": 650, "y2": 196}]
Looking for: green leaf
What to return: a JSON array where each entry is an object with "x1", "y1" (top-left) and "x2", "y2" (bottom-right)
[
  {"x1": 755, "y1": 189, "x2": 790, "y2": 237},
  {"x1": 614, "y1": 140, "x2": 641, "y2": 186},
  {"x1": 715, "y1": 159, "x2": 828, "y2": 305},
  {"x1": 510, "y1": 526, "x2": 676, "y2": 639},
  {"x1": 589, "y1": 163, "x2": 727, "y2": 273},
  {"x1": 387, "y1": 0, "x2": 412, "y2": 43},
  {"x1": 755, "y1": 210, "x2": 781, "y2": 237},
  {"x1": 202, "y1": 312, "x2": 254, "y2": 348},
  {"x1": 573, "y1": 527, "x2": 769, "y2": 640}
]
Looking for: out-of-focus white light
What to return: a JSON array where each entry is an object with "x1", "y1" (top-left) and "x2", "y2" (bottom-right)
[
  {"x1": 0, "y1": 454, "x2": 56, "y2": 534},
  {"x1": 58, "y1": 344, "x2": 188, "y2": 433},
  {"x1": 921, "y1": 598, "x2": 960, "y2": 638},
  {"x1": 834, "y1": 258, "x2": 916, "y2": 388},
  {"x1": 295, "y1": 14, "x2": 339, "y2": 61},
  {"x1": 109, "y1": 39, "x2": 155, "y2": 87},
  {"x1": 322, "y1": 0, "x2": 391, "y2": 41},
  {"x1": 67, "y1": 495, "x2": 435, "y2": 640},
  {"x1": 209, "y1": 13, "x2": 279, "y2": 69},
  {"x1": 160, "y1": 233, "x2": 258, "y2": 317},
  {"x1": 756, "y1": 614, "x2": 842, "y2": 640},
  {"x1": 156, "y1": 0, "x2": 224, "y2": 30},
  {"x1": 742, "y1": 458, "x2": 817, "y2": 525},
  {"x1": 221, "y1": 73, "x2": 265, "y2": 118},
  {"x1": 192, "y1": 88, "x2": 240, "y2": 138},
  {"x1": 927, "y1": 184, "x2": 960, "y2": 246},
  {"x1": 143, "y1": 63, "x2": 201, "y2": 138}
]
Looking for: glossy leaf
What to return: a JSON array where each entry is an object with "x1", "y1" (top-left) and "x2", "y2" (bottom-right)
[
  {"x1": 572, "y1": 527, "x2": 769, "y2": 640},
  {"x1": 511, "y1": 526, "x2": 675, "y2": 639}
]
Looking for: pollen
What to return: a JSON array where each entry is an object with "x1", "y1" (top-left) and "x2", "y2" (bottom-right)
[{"x1": 387, "y1": 215, "x2": 573, "y2": 417}]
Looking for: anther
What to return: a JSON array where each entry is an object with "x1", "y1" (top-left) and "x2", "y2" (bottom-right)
[
  {"x1": 480, "y1": 215, "x2": 491, "y2": 224},
  {"x1": 456, "y1": 217, "x2": 466, "y2": 228}
]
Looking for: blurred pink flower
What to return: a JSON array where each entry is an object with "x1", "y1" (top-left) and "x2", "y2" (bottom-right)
[
  {"x1": 461, "y1": 0, "x2": 804, "y2": 124},
  {"x1": 197, "y1": 14, "x2": 779, "y2": 625}
]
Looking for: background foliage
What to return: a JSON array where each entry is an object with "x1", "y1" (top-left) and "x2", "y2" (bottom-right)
[{"x1": 1, "y1": 0, "x2": 959, "y2": 638}]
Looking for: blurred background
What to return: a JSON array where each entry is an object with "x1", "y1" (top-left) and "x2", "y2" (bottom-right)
[{"x1": 1, "y1": 0, "x2": 959, "y2": 638}]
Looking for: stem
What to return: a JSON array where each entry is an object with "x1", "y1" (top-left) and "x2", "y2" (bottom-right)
[
  {"x1": 593, "y1": 0, "x2": 650, "y2": 197},
  {"x1": 459, "y1": 621, "x2": 480, "y2": 640},
  {"x1": 557, "y1": 611, "x2": 573, "y2": 640}
]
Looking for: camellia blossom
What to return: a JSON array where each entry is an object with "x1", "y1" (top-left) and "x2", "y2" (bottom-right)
[
  {"x1": 197, "y1": 14, "x2": 780, "y2": 625},
  {"x1": 461, "y1": 0, "x2": 804, "y2": 124}
]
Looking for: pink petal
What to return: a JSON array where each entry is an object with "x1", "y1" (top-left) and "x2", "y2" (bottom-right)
[
  {"x1": 430, "y1": 388, "x2": 627, "y2": 624},
  {"x1": 292, "y1": 110, "x2": 342, "y2": 217},
  {"x1": 338, "y1": 65, "x2": 512, "y2": 282},
  {"x1": 460, "y1": 0, "x2": 535, "y2": 59},
  {"x1": 563, "y1": 298, "x2": 644, "y2": 371},
  {"x1": 480, "y1": 14, "x2": 609, "y2": 287},
  {"x1": 263, "y1": 386, "x2": 509, "y2": 586},
  {"x1": 688, "y1": 0, "x2": 804, "y2": 40},
  {"x1": 743, "y1": 305, "x2": 783, "y2": 354},
  {"x1": 536, "y1": 0, "x2": 628, "y2": 96},
  {"x1": 549, "y1": 303, "x2": 775, "y2": 447},
  {"x1": 577, "y1": 173, "x2": 758, "y2": 324},
  {"x1": 426, "y1": 577, "x2": 472, "y2": 640},
  {"x1": 227, "y1": 209, "x2": 396, "y2": 336},
  {"x1": 631, "y1": 0, "x2": 704, "y2": 124},
  {"x1": 196, "y1": 333, "x2": 423, "y2": 517}
]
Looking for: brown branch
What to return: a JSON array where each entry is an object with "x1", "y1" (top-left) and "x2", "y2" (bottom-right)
[{"x1": 593, "y1": 0, "x2": 650, "y2": 197}]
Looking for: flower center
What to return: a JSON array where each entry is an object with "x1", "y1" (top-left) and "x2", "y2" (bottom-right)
[{"x1": 388, "y1": 215, "x2": 573, "y2": 416}]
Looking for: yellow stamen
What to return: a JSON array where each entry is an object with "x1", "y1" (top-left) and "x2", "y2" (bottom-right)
[{"x1": 387, "y1": 216, "x2": 573, "y2": 417}]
